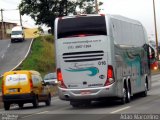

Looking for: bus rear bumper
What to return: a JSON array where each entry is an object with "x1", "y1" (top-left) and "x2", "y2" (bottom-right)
[{"x1": 58, "y1": 83, "x2": 119, "y2": 101}]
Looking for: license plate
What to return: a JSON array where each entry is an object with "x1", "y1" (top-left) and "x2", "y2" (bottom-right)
[
  {"x1": 80, "y1": 90, "x2": 91, "y2": 95},
  {"x1": 9, "y1": 89, "x2": 17, "y2": 92}
]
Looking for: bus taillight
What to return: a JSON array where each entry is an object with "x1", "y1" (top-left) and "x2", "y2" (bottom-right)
[
  {"x1": 105, "y1": 65, "x2": 115, "y2": 86},
  {"x1": 57, "y1": 68, "x2": 67, "y2": 88}
]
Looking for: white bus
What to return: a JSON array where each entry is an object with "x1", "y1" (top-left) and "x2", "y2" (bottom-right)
[{"x1": 54, "y1": 14, "x2": 154, "y2": 107}]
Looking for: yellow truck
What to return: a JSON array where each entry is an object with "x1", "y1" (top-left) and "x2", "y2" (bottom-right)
[{"x1": 2, "y1": 70, "x2": 51, "y2": 110}]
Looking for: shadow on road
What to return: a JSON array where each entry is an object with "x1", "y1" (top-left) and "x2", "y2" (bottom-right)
[{"x1": 69, "y1": 93, "x2": 151, "y2": 109}]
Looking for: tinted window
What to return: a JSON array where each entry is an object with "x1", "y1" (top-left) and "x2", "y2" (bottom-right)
[
  {"x1": 58, "y1": 16, "x2": 107, "y2": 38},
  {"x1": 12, "y1": 31, "x2": 22, "y2": 35}
]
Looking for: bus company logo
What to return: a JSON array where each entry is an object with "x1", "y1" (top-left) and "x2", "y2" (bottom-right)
[{"x1": 65, "y1": 67, "x2": 99, "y2": 76}]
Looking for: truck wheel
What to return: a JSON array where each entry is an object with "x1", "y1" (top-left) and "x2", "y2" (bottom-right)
[
  {"x1": 33, "y1": 96, "x2": 39, "y2": 108},
  {"x1": 18, "y1": 103, "x2": 24, "y2": 108},
  {"x1": 45, "y1": 94, "x2": 51, "y2": 106},
  {"x1": 11, "y1": 40, "x2": 14, "y2": 43},
  {"x1": 4, "y1": 102, "x2": 10, "y2": 110}
]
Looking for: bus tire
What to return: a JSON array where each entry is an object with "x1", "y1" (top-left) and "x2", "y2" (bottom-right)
[
  {"x1": 141, "y1": 82, "x2": 147, "y2": 97},
  {"x1": 126, "y1": 89, "x2": 131, "y2": 103},
  {"x1": 120, "y1": 87, "x2": 127, "y2": 104},
  {"x1": 126, "y1": 84, "x2": 131, "y2": 103}
]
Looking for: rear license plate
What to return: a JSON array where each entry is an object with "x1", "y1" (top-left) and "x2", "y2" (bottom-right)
[
  {"x1": 9, "y1": 89, "x2": 17, "y2": 92},
  {"x1": 80, "y1": 90, "x2": 91, "y2": 95}
]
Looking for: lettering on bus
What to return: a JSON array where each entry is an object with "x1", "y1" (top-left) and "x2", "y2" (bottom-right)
[
  {"x1": 68, "y1": 44, "x2": 91, "y2": 50},
  {"x1": 98, "y1": 61, "x2": 106, "y2": 65}
]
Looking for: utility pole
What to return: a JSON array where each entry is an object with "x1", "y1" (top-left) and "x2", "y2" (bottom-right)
[
  {"x1": 153, "y1": 0, "x2": 159, "y2": 60},
  {"x1": 19, "y1": 9, "x2": 23, "y2": 27},
  {"x1": 1, "y1": 9, "x2": 4, "y2": 40},
  {"x1": 95, "y1": 0, "x2": 99, "y2": 14}
]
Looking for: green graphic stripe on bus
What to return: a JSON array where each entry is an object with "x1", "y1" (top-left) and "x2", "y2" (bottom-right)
[{"x1": 65, "y1": 67, "x2": 99, "y2": 76}]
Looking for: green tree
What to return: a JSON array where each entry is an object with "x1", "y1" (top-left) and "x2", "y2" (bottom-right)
[
  {"x1": 76, "y1": 0, "x2": 103, "y2": 14},
  {"x1": 19, "y1": 0, "x2": 103, "y2": 34}
]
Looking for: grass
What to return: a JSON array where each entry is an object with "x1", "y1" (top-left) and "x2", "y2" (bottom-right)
[{"x1": 17, "y1": 35, "x2": 55, "y2": 77}]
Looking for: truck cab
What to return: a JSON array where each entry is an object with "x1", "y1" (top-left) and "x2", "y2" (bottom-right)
[{"x1": 11, "y1": 26, "x2": 25, "y2": 43}]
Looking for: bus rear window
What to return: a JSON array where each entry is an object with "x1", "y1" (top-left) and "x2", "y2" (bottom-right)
[{"x1": 57, "y1": 16, "x2": 107, "y2": 39}]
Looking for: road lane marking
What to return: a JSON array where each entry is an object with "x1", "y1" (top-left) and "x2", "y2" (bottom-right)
[
  {"x1": 110, "y1": 106, "x2": 131, "y2": 114},
  {"x1": 36, "y1": 111, "x2": 49, "y2": 114},
  {"x1": 0, "y1": 39, "x2": 34, "y2": 78},
  {"x1": 20, "y1": 111, "x2": 49, "y2": 119},
  {"x1": 20, "y1": 114, "x2": 35, "y2": 119},
  {"x1": 10, "y1": 39, "x2": 34, "y2": 71}
]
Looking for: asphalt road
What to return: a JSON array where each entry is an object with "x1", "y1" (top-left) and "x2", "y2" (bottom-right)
[
  {"x1": 0, "y1": 74, "x2": 160, "y2": 120},
  {"x1": 0, "y1": 39, "x2": 32, "y2": 76}
]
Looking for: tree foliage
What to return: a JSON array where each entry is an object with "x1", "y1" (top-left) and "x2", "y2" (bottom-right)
[
  {"x1": 19, "y1": 0, "x2": 103, "y2": 33},
  {"x1": 76, "y1": 0, "x2": 103, "y2": 14}
]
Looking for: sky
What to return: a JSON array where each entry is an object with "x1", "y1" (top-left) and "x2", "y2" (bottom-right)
[
  {"x1": 0, "y1": 0, "x2": 37, "y2": 28},
  {"x1": 0, "y1": 0, "x2": 160, "y2": 38},
  {"x1": 100, "y1": 0, "x2": 160, "y2": 40}
]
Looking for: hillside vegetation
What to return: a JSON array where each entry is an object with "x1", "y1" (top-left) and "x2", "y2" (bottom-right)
[{"x1": 17, "y1": 35, "x2": 55, "y2": 76}]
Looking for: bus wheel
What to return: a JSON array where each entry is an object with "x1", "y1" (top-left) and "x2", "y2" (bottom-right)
[
  {"x1": 141, "y1": 82, "x2": 147, "y2": 97},
  {"x1": 126, "y1": 87, "x2": 131, "y2": 103},
  {"x1": 120, "y1": 87, "x2": 127, "y2": 104}
]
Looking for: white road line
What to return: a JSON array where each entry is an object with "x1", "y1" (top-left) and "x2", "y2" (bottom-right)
[
  {"x1": 10, "y1": 39, "x2": 34, "y2": 72},
  {"x1": 36, "y1": 111, "x2": 49, "y2": 114},
  {"x1": 0, "y1": 39, "x2": 33, "y2": 77},
  {"x1": 110, "y1": 106, "x2": 131, "y2": 114},
  {"x1": 20, "y1": 114, "x2": 35, "y2": 119},
  {"x1": 20, "y1": 111, "x2": 49, "y2": 119}
]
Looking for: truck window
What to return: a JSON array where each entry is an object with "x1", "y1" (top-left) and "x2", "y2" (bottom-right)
[
  {"x1": 58, "y1": 16, "x2": 107, "y2": 39},
  {"x1": 12, "y1": 31, "x2": 22, "y2": 35}
]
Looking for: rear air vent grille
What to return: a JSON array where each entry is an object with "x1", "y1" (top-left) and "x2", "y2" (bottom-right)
[{"x1": 63, "y1": 51, "x2": 104, "y2": 62}]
